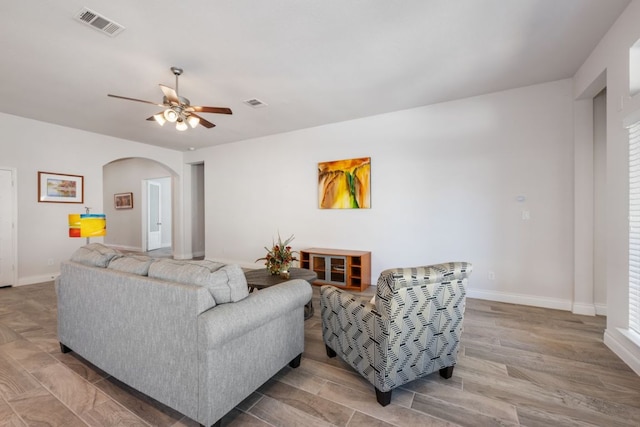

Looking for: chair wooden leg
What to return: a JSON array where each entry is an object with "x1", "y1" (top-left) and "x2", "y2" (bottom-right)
[
  {"x1": 325, "y1": 345, "x2": 336, "y2": 358},
  {"x1": 375, "y1": 388, "x2": 392, "y2": 406},
  {"x1": 289, "y1": 353, "x2": 302, "y2": 368},
  {"x1": 439, "y1": 365, "x2": 454, "y2": 379}
]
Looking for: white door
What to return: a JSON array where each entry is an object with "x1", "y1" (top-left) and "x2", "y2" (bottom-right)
[
  {"x1": 147, "y1": 181, "x2": 162, "y2": 251},
  {"x1": 0, "y1": 169, "x2": 15, "y2": 287}
]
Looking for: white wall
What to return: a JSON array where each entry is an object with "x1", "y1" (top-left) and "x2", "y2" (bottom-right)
[
  {"x1": 186, "y1": 78, "x2": 576, "y2": 309},
  {"x1": 573, "y1": 0, "x2": 640, "y2": 374},
  {"x1": 191, "y1": 164, "x2": 205, "y2": 258},
  {"x1": 0, "y1": 112, "x2": 183, "y2": 285},
  {"x1": 158, "y1": 176, "x2": 173, "y2": 248}
]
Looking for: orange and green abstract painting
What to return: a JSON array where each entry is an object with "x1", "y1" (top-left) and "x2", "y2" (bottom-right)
[{"x1": 318, "y1": 157, "x2": 371, "y2": 209}]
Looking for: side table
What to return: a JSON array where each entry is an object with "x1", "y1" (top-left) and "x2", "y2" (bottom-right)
[{"x1": 244, "y1": 267, "x2": 317, "y2": 320}]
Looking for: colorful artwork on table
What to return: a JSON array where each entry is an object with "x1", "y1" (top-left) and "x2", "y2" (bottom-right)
[
  {"x1": 68, "y1": 214, "x2": 107, "y2": 238},
  {"x1": 318, "y1": 157, "x2": 371, "y2": 209}
]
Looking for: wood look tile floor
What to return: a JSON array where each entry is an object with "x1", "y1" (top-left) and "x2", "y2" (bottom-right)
[{"x1": 1, "y1": 281, "x2": 639, "y2": 426}]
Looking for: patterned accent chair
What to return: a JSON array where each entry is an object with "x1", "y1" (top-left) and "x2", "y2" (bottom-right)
[{"x1": 320, "y1": 262, "x2": 472, "y2": 406}]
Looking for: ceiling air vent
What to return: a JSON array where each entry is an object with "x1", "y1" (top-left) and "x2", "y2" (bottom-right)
[
  {"x1": 243, "y1": 98, "x2": 268, "y2": 108},
  {"x1": 74, "y1": 8, "x2": 125, "y2": 37}
]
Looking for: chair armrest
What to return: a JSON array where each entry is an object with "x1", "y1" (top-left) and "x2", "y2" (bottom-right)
[
  {"x1": 377, "y1": 261, "x2": 472, "y2": 291},
  {"x1": 320, "y1": 285, "x2": 383, "y2": 385}
]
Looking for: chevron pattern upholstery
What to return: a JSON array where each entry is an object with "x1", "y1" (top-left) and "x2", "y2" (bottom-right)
[{"x1": 320, "y1": 262, "x2": 472, "y2": 406}]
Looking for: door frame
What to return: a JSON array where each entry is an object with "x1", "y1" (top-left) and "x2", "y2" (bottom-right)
[
  {"x1": 0, "y1": 168, "x2": 17, "y2": 287},
  {"x1": 146, "y1": 180, "x2": 162, "y2": 251}
]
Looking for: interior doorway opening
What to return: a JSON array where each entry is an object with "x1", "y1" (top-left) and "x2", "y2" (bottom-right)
[{"x1": 103, "y1": 158, "x2": 175, "y2": 255}]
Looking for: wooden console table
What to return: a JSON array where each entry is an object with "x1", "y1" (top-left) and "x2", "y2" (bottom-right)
[{"x1": 299, "y1": 248, "x2": 371, "y2": 291}]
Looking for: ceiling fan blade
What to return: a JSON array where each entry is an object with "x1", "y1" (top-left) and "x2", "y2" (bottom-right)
[
  {"x1": 159, "y1": 84, "x2": 179, "y2": 104},
  {"x1": 190, "y1": 113, "x2": 216, "y2": 128},
  {"x1": 191, "y1": 106, "x2": 233, "y2": 115},
  {"x1": 108, "y1": 94, "x2": 164, "y2": 107}
]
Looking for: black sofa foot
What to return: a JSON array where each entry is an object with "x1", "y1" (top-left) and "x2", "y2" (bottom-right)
[
  {"x1": 325, "y1": 345, "x2": 336, "y2": 358},
  {"x1": 60, "y1": 343, "x2": 72, "y2": 354},
  {"x1": 289, "y1": 353, "x2": 302, "y2": 368},
  {"x1": 439, "y1": 365, "x2": 454, "y2": 379},
  {"x1": 200, "y1": 421, "x2": 221, "y2": 427},
  {"x1": 375, "y1": 388, "x2": 392, "y2": 406}
]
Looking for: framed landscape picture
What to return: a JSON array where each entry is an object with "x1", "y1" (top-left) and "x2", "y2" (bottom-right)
[
  {"x1": 38, "y1": 171, "x2": 84, "y2": 203},
  {"x1": 114, "y1": 192, "x2": 133, "y2": 209}
]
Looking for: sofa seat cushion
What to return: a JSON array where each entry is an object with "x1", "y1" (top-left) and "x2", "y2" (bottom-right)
[
  {"x1": 148, "y1": 260, "x2": 249, "y2": 304},
  {"x1": 70, "y1": 243, "x2": 121, "y2": 268},
  {"x1": 108, "y1": 255, "x2": 156, "y2": 276}
]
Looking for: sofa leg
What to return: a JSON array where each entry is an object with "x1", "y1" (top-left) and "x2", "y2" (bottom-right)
[
  {"x1": 199, "y1": 421, "x2": 221, "y2": 427},
  {"x1": 325, "y1": 345, "x2": 336, "y2": 358},
  {"x1": 375, "y1": 388, "x2": 392, "y2": 406},
  {"x1": 60, "y1": 343, "x2": 72, "y2": 354},
  {"x1": 439, "y1": 366, "x2": 454, "y2": 379},
  {"x1": 289, "y1": 353, "x2": 302, "y2": 368}
]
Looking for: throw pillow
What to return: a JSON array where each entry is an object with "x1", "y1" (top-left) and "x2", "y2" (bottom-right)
[
  {"x1": 148, "y1": 260, "x2": 249, "y2": 304},
  {"x1": 70, "y1": 243, "x2": 121, "y2": 268},
  {"x1": 108, "y1": 255, "x2": 156, "y2": 276}
]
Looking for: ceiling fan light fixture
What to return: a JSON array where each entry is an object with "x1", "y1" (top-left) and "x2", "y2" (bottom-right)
[
  {"x1": 187, "y1": 115, "x2": 200, "y2": 128},
  {"x1": 153, "y1": 113, "x2": 166, "y2": 126},
  {"x1": 175, "y1": 119, "x2": 188, "y2": 131},
  {"x1": 164, "y1": 108, "x2": 179, "y2": 123}
]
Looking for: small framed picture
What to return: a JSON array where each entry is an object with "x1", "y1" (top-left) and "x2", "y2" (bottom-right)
[
  {"x1": 38, "y1": 172, "x2": 84, "y2": 203},
  {"x1": 114, "y1": 192, "x2": 133, "y2": 209}
]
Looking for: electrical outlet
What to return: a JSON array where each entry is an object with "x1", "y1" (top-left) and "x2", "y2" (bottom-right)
[
  {"x1": 522, "y1": 210, "x2": 530, "y2": 220},
  {"x1": 488, "y1": 271, "x2": 495, "y2": 280},
  {"x1": 47, "y1": 259, "x2": 54, "y2": 266}
]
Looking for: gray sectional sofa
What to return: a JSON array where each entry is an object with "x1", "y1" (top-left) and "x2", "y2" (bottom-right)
[{"x1": 55, "y1": 243, "x2": 312, "y2": 427}]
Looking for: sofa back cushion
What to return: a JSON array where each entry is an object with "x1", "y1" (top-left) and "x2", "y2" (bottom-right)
[
  {"x1": 148, "y1": 259, "x2": 249, "y2": 304},
  {"x1": 70, "y1": 243, "x2": 121, "y2": 268},
  {"x1": 108, "y1": 255, "x2": 156, "y2": 276}
]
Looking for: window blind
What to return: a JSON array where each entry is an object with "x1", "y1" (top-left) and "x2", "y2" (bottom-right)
[{"x1": 629, "y1": 120, "x2": 640, "y2": 334}]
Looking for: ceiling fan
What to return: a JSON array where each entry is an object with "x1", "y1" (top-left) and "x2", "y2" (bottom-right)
[{"x1": 108, "y1": 66, "x2": 232, "y2": 131}]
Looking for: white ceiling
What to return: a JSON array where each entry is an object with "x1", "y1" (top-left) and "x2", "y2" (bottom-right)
[{"x1": 0, "y1": 0, "x2": 631, "y2": 151}]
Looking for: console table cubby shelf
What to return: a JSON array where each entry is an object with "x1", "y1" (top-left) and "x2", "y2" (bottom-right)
[{"x1": 299, "y1": 248, "x2": 371, "y2": 291}]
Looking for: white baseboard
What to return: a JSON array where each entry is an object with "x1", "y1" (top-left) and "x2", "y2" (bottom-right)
[
  {"x1": 207, "y1": 257, "x2": 262, "y2": 270},
  {"x1": 173, "y1": 252, "x2": 193, "y2": 260},
  {"x1": 466, "y1": 288, "x2": 573, "y2": 311},
  {"x1": 18, "y1": 273, "x2": 59, "y2": 286},
  {"x1": 604, "y1": 329, "x2": 640, "y2": 376},
  {"x1": 572, "y1": 302, "x2": 597, "y2": 316},
  {"x1": 595, "y1": 303, "x2": 607, "y2": 316},
  {"x1": 107, "y1": 244, "x2": 143, "y2": 252}
]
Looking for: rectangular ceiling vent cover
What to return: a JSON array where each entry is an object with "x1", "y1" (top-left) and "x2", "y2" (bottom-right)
[
  {"x1": 74, "y1": 8, "x2": 125, "y2": 37},
  {"x1": 243, "y1": 98, "x2": 268, "y2": 108}
]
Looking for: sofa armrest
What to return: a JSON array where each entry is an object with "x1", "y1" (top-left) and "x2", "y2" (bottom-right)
[
  {"x1": 198, "y1": 279, "x2": 312, "y2": 347},
  {"x1": 196, "y1": 279, "x2": 311, "y2": 425}
]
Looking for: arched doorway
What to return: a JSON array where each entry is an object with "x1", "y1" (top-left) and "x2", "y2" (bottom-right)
[{"x1": 103, "y1": 158, "x2": 176, "y2": 254}]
